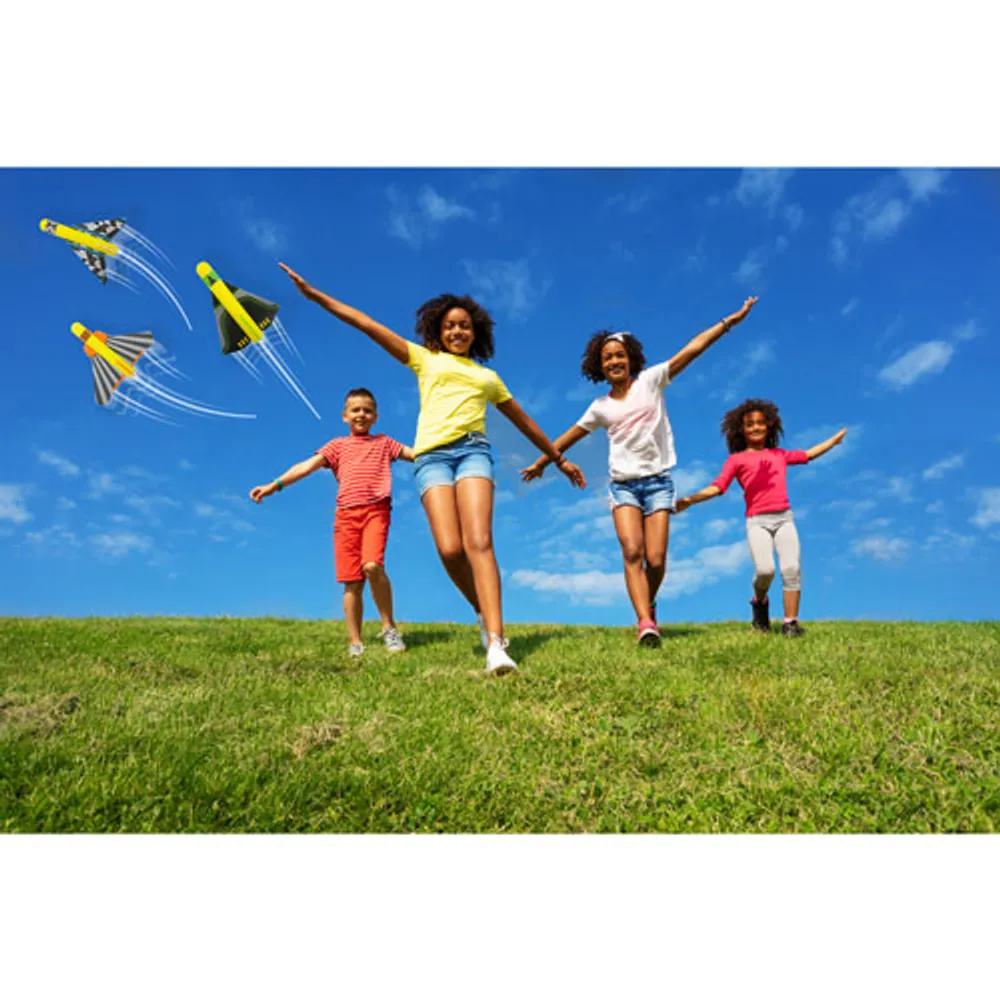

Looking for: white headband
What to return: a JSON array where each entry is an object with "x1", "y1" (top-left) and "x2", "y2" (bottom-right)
[{"x1": 604, "y1": 331, "x2": 631, "y2": 344}]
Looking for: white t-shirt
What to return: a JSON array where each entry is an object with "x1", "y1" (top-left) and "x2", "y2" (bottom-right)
[{"x1": 576, "y1": 361, "x2": 676, "y2": 481}]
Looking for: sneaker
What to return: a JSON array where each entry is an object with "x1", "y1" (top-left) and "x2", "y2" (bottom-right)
[
  {"x1": 348, "y1": 643, "x2": 364, "y2": 658},
  {"x1": 476, "y1": 612, "x2": 489, "y2": 650},
  {"x1": 751, "y1": 597, "x2": 771, "y2": 633},
  {"x1": 781, "y1": 620, "x2": 805, "y2": 639},
  {"x1": 637, "y1": 618, "x2": 661, "y2": 648},
  {"x1": 380, "y1": 626, "x2": 406, "y2": 654},
  {"x1": 485, "y1": 636, "x2": 519, "y2": 677}
]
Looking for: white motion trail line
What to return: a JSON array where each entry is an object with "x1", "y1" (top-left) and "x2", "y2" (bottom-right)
[
  {"x1": 117, "y1": 248, "x2": 193, "y2": 330},
  {"x1": 122, "y1": 224, "x2": 174, "y2": 269},
  {"x1": 112, "y1": 391, "x2": 176, "y2": 426},
  {"x1": 132, "y1": 371, "x2": 255, "y2": 420},
  {"x1": 255, "y1": 337, "x2": 321, "y2": 420}
]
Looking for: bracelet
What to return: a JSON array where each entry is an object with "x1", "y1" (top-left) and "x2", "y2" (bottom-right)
[
  {"x1": 720, "y1": 318, "x2": 731, "y2": 332},
  {"x1": 275, "y1": 478, "x2": 284, "y2": 492}
]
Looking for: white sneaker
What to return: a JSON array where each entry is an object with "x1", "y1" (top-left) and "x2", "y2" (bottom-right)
[
  {"x1": 485, "y1": 636, "x2": 519, "y2": 677},
  {"x1": 476, "y1": 612, "x2": 489, "y2": 650},
  {"x1": 380, "y1": 626, "x2": 406, "y2": 654},
  {"x1": 348, "y1": 643, "x2": 364, "y2": 659}
]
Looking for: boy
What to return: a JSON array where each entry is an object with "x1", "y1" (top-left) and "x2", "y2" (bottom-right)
[{"x1": 249, "y1": 387, "x2": 414, "y2": 657}]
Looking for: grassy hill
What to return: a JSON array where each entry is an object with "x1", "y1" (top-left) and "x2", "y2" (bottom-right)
[{"x1": 1, "y1": 617, "x2": 998, "y2": 832}]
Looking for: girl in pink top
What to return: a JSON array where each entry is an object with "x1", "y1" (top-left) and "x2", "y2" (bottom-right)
[{"x1": 675, "y1": 399, "x2": 846, "y2": 637}]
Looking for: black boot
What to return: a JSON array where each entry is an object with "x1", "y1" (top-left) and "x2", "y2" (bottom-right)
[{"x1": 750, "y1": 596, "x2": 771, "y2": 633}]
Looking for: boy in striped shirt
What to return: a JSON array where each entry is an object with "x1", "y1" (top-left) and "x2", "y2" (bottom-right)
[{"x1": 249, "y1": 387, "x2": 414, "y2": 658}]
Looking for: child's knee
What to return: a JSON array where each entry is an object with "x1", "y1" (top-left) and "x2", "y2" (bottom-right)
[
  {"x1": 753, "y1": 568, "x2": 776, "y2": 588},
  {"x1": 781, "y1": 564, "x2": 801, "y2": 591},
  {"x1": 362, "y1": 561, "x2": 383, "y2": 578}
]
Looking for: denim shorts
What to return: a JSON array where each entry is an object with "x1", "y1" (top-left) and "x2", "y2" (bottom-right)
[
  {"x1": 413, "y1": 432, "x2": 495, "y2": 497},
  {"x1": 608, "y1": 471, "x2": 675, "y2": 516}
]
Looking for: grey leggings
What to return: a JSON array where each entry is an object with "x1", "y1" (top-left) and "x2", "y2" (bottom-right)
[{"x1": 746, "y1": 510, "x2": 801, "y2": 593}]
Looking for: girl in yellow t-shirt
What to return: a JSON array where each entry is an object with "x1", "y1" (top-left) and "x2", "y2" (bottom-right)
[{"x1": 280, "y1": 263, "x2": 585, "y2": 677}]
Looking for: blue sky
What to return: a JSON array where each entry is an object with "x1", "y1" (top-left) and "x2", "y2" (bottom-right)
[{"x1": 2, "y1": 168, "x2": 998, "y2": 623}]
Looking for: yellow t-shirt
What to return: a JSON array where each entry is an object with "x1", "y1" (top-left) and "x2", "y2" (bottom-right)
[{"x1": 406, "y1": 342, "x2": 513, "y2": 456}]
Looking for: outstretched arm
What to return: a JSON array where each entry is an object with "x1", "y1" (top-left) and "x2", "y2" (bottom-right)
[
  {"x1": 520, "y1": 424, "x2": 590, "y2": 481},
  {"x1": 497, "y1": 399, "x2": 586, "y2": 488},
  {"x1": 250, "y1": 454, "x2": 328, "y2": 503},
  {"x1": 397, "y1": 445, "x2": 416, "y2": 463},
  {"x1": 667, "y1": 296, "x2": 759, "y2": 380},
  {"x1": 806, "y1": 428, "x2": 847, "y2": 462},
  {"x1": 673, "y1": 485, "x2": 722, "y2": 513},
  {"x1": 279, "y1": 263, "x2": 410, "y2": 365}
]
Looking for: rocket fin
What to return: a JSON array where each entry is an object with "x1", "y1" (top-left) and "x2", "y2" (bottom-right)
[
  {"x1": 91, "y1": 354, "x2": 125, "y2": 406},
  {"x1": 72, "y1": 246, "x2": 108, "y2": 283},
  {"x1": 231, "y1": 287, "x2": 279, "y2": 333},
  {"x1": 81, "y1": 219, "x2": 126, "y2": 241},
  {"x1": 104, "y1": 331, "x2": 154, "y2": 366}
]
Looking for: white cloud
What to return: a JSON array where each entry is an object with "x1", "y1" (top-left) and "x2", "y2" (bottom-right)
[
  {"x1": 87, "y1": 472, "x2": 124, "y2": 498},
  {"x1": 852, "y1": 535, "x2": 910, "y2": 561},
  {"x1": 734, "y1": 246, "x2": 767, "y2": 285},
  {"x1": 732, "y1": 168, "x2": 794, "y2": 216},
  {"x1": 194, "y1": 502, "x2": 223, "y2": 518},
  {"x1": 923, "y1": 454, "x2": 965, "y2": 480},
  {"x1": 717, "y1": 340, "x2": 777, "y2": 402},
  {"x1": 880, "y1": 476, "x2": 914, "y2": 503},
  {"x1": 91, "y1": 531, "x2": 153, "y2": 558},
  {"x1": 970, "y1": 488, "x2": 1000, "y2": 529},
  {"x1": 24, "y1": 523, "x2": 80, "y2": 550},
  {"x1": 462, "y1": 257, "x2": 551, "y2": 321},
  {"x1": 899, "y1": 168, "x2": 949, "y2": 201},
  {"x1": 387, "y1": 185, "x2": 474, "y2": 249},
  {"x1": 37, "y1": 450, "x2": 80, "y2": 477},
  {"x1": 511, "y1": 540, "x2": 748, "y2": 605},
  {"x1": 125, "y1": 494, "x2": 180, "y2": 521},
  {"x1": 951, "y1": 319, "x2": 983, "y2": 342},
  {"x1": 877, "y1": 341, "x2": 954, "y2": 389},
  {"x1": 0, "y1": 484, "x2": 31, "y2": 525},
  {"x1": 925, "y1": 501, "x2": 944, "y2": 514},
  {"x1": 783, "y1": 203, "x2": 804, "y2": 231},
  {"x1": 831, "y1": 170, "x2": 948, "y2": 266},
  {"x1": 841, "y1": 298, "x2": 859, "y2": 317},
  {"x1": 672, "y1": 461, "x2": 714, "y2": 497},
  {"x1": 178, "y1": 459, "x2": 195, "y2": 471},
  {"x1": 702, "y1": 517, "x2": 739, "y2": 542},
  {"x1": 417, "y1": 186, "x2": 475, "y2": 223},
  {"x1": 239, "y1": 199, "x2": 287, "y2": 255},
  {"x1": 56, "y1": 497, "x2": 77, "y2": 511}
]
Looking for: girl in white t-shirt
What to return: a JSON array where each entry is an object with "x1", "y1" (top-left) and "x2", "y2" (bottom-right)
[{"x1": 522, "y1": 297, "x2": 758, "y2": 646}]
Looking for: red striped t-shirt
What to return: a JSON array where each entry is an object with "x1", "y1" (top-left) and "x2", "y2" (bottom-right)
[{"x1": 317, "y1": 434, "x2": 403, "y2": 509}]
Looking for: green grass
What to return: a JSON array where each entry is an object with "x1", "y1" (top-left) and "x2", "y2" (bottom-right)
[{"x1": 1, "y1": 617, "x2": 998, "y2": 832}]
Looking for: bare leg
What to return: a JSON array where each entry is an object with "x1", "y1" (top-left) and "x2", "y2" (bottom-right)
[
  {"x1": 421, "y1": 485, "x2": 480, "y2": 611},
  {"x1": 455, "y1": 477, "x2": 503, "y2": 639},
  {"x1": 783, "y1": 590, "x2": 801, "y2": 620},
  {"x1": 612, "y1": 505, "x2": 652, "y2": 620},
  {"x1": 643, "y1": 510, "x2": 670, "y2": 605},
  {"x1": 363, "y1": 562, "x2": 396, "y2": 629},
  {"x1": 343, "y1": 581, "x2": 364, "y2": 645}
]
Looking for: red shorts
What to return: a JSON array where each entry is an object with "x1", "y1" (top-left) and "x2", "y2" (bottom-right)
[{"x1": 334, "y1": 500, "x2": 391, "y2": 583}]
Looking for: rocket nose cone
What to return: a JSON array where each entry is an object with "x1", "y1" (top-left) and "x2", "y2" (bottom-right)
[
  {"x1": 71, "y1": 322, "x2": 87, "y2": 338},
  {"x1": 40, "y1": 219, "x2": 52, "y2": 232},
  {"x1": 196, "y1": 262, "x2": 213, "y2": 279}
]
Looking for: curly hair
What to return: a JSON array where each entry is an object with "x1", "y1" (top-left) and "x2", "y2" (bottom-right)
[
  {"x1": 721, "y1": 398, "x2": 784, "y2": 453},
  {"x1": 414, "y1": 294, "x2": 495, "y2": 362},
  {"x1": 579, "y1": 330, "x2": 647, "y2": 383}
]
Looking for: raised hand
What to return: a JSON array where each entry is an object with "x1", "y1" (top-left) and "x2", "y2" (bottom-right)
[
  {"x1": 558, "y1": 460, "x2": 587, "y2": 489},
  {"x1": 249, "y1": 482, "x2": 278, "y2": 504},
  {"x1": 520, "y1": 460, "x2": 545, "y2": 482},
  {"x1": 730, "y1": 295, "x2": 759, "y2": 325},
  {"x1": 831, "y1": 428, "x2": 848, "y2": 446},
  {"x1": 278, "y1": 262, "x2": 314, "y2": 299}
]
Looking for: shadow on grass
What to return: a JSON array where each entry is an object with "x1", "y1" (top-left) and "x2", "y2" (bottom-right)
[{"x1": 397, "y1": 626, "x2": 467, "y2": 651}]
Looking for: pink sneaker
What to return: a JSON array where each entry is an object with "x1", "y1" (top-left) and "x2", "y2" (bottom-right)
[{"x1": 637, "y1": 618, "x2": 661, "y2": 648}]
